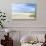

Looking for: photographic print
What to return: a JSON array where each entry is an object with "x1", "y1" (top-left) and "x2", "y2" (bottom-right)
[{"x1": 11, "y1": 3, "x2": 36, "y2": 19}]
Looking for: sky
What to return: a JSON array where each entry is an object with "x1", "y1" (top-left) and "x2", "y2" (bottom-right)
[{"x1": 12, "y1": 3, "x2": 36, "y2": 13}]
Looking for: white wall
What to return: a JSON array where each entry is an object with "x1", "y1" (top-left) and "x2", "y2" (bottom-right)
[{"x1": 0, "y1": 0, "x2": 46, "y2": 28}]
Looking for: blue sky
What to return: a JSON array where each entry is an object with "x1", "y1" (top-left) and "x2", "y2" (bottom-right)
[{"x1": 12, "y1": 4, "x2": 36, "y2": 13}]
